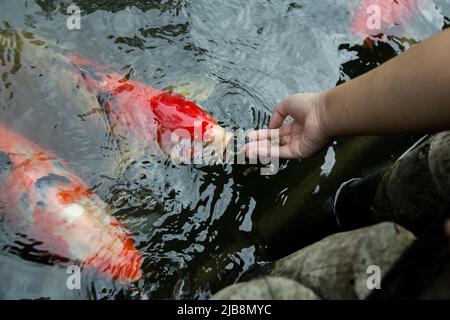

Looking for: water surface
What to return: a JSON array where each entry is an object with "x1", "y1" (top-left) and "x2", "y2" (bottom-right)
[{"x1": 0, "y1": 0, "x2": 449, "y2": 299}]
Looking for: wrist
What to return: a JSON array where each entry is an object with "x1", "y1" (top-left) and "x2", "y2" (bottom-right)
[{"x1": 316, "y1": 91, "x2": 331, "y2": 138}]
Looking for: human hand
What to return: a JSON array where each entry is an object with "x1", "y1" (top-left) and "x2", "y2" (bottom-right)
[{"x1": 245, "y1": 92, "x2": 330, "y2": 159}]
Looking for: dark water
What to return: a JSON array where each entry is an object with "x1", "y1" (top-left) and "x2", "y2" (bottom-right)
[{"x1": 0, "y1": 0, "x2": 449, "y2": 299}]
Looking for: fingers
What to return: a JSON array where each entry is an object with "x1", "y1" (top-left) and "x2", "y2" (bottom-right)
[
  {"x1": 269, "y1": 99, "x2": 290, "y2": 129},
  {"x1": 245, "y1": 140, "x2": 297, "y2": 159},
  {"x1": 247, "y1": 129, "x2": 277, "y2": 142},
  {"x1": 245, "y1": 123, "x2": 296, "y2": 160},
  {"x1": 245, "y1": 140, "x2": 273, "y2": 159},
  {"x1": 247, "y1": 123, "x2": 293, "y2": 142}
]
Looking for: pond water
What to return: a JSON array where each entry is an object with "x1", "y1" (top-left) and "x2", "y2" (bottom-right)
[{"x1": 0, "y1": 0, "x2": 449, "y2": 299}]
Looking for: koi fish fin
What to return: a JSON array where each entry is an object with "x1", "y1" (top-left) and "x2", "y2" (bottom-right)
[
  {"x1": 163, "y1": 78, "x2": 217, "y2": 103},
  {"x1": 67, "y1": 53, "x2": 114, "y2": 74},
  {"x1": 0, "y1": 28, "x2": 23, "y2": 76}
]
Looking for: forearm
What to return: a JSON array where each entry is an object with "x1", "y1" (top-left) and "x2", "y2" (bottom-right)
[{"x1": 320, "y1": 29, "x2": 450, "y2": 137}]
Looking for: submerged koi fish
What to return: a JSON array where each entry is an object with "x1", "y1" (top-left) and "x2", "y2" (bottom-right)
[
  {"x1": 67, "y1": 54, "x2": 232, "y2": 162},
  {"x1": 0, "y1": 124, "x2": 142, "y2": 282},
  {"x1": 350, "y1": 0, "x2": 419, "y2": 47}
]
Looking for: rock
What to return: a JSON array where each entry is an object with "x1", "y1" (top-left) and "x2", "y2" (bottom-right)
[
  {"x1": 368, "y1": 217, "x2": 450, "y2": 300},
  {"x1": 335, "y1": 131, "x2": 450, "y2": 234},
  {"x1": 270, "y1": 222, "x2": 415, "y2": 299},
  {"x1": 211, "y1": 276, "x2": 320, "y2": 300}
]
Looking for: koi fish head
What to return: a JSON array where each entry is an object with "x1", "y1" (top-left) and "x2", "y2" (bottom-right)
[{"x1": 150, "y1": 91, "x2": 233, "y2": 158}]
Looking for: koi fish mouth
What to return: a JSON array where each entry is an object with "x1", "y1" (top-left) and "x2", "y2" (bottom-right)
[
  {"x1": 203, "y1": 125, "x2": 233, "y2": 156},
  {"x1": 167, "y1": 124, "x2": 233, "y2": 164}
]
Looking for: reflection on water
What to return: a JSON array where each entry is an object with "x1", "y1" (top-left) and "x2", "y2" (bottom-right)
[{"x1": 0, "y1": 0, "x2": 449, "y2": 299}]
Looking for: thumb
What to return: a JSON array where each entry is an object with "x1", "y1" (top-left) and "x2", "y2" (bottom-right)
[{"x1": 269, "y1": 99, "x2": 290, "y2": 129}]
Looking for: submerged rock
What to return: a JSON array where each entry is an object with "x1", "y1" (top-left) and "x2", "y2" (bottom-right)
[
  {"x1": 211, "y1": 276, "x2": 320, "y2": 300},
  {"x1": 335, "y1": 131, "x2": 450, "y2": 234},
  {"x1": 270, "y1": 222, "x2": 415, "y2": 299}
]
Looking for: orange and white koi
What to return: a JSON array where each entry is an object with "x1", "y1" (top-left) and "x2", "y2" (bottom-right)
[{"x1": 0, "y1": 124, "x2": 142, "y2": 282}]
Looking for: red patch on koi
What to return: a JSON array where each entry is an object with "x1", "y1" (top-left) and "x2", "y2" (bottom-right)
[
  {"x1": 114, "y1": 83, "x2": 135, "y2": 94},
  {"x1": 58, "y1": 186, "x2": 93, "y2": 204},
  {"x1": 150, "y1": 92, "x2": 217, "y2": 141}
]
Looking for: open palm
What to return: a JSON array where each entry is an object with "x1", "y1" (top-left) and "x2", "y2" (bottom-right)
[{"x1": 245, "y1": 93, "x2": 330, "y2": 159}]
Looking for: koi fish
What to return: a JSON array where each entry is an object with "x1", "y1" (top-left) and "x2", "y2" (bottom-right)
[
  {"x1": 67, "y1": 54, "x2": 232, "y2": 162},
  {"x1": 350, "y1": 0, "x2": 419, "y2": 47},
  {"x1": 0, "y1": 124, "x2": 142, "y2": 282}
]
